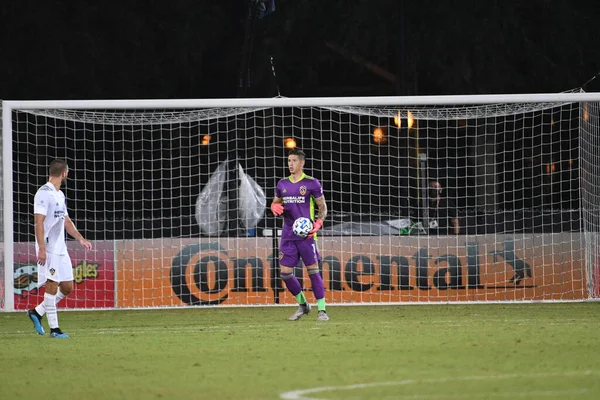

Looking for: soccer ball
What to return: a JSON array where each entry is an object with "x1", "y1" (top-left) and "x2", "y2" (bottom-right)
[{"x1": 292, "y1": 217, "x2": 313, "y2": 238}]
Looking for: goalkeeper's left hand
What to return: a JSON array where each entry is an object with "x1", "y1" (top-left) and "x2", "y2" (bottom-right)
[
  {"x1": 270, "y1": 202, "x2": 284, "y2": 216},
  {"x1": 308, "y1": 219, "x2": 323, "y2": 238}
]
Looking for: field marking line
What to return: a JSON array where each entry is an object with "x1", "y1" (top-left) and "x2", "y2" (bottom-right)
[
  {"x1": 279, "y1": 370, "x2": 597, "y2": 400},
  {"x1": 395, "y1": 388, "x2": 589, "y2": 399},
  {"x1": 0, "y1": 321, "x2": 358, "y2": 336},
  {"x1": 1, "y1": 317, "x2": 597, "y2": 336}
]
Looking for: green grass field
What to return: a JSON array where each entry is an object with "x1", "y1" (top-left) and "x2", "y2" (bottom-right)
[{"x1": 1, "y1": 303, "x2": 599, "y2": 400}]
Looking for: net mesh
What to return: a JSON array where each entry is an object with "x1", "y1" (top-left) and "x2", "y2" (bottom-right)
[
  {"x1": 580, "y1": 102, "x2": 600, "y2": 298},
  {"x1": 0, "y1": 102, "x2": 4, "y2": 310},
  {"x1": 2, "y1": 96, "x2": 596, "y2": 310}
]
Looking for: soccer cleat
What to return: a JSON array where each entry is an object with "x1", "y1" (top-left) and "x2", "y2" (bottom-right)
[
  {"x1": 288, "y1": 303, "x2": 311, "y2": 321},
  {"x1": 317, "y1": 310, "x2": 329, "y2": 321},
  {"x1": 49, "y1": 329, "x2": 69, "y2": 339},
  {"x1": 27, "y1": 309, "x2": 45, "y2": 335}
]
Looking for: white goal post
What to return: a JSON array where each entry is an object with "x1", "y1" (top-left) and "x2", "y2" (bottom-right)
[{"x1": 2, "y1": 92, "x2": 600, "y2": 312}]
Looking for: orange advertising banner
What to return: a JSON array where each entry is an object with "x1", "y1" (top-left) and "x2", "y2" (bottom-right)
[{"x1": 116, "y1": 234, "x2": 587, "y2": 307}]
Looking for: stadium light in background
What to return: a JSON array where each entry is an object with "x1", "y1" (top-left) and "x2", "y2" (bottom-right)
[
  {"x1": 201, "y1": 135, "x2": 211, "y2": 145},
  {"x1": 372, "y1": 127, "x2": 387, "y2": 144},
  {"x1": 284, "y1": 137, "x2": 297, "y2": 149},
  {"x1": 393, "y1": 111, "x2": 416, "y2": 129},
  {"x1": 584, "y1": 103, "x2": 589, "y2": 121},
  {"x1": 394, "y1": 112, "x2": 401, "y2": 128},
  {"x1": 407, "y1": 110, "x2": 415, "y2": 129}
]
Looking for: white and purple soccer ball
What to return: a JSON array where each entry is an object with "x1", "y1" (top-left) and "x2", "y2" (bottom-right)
[{"x1": 292, "y1": 217, "x2": 313, "y2": 238}]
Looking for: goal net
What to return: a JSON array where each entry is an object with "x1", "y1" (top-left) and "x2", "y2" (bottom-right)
[{"x1": 1, "y1": 93, "x2": 599, "y2": 311}]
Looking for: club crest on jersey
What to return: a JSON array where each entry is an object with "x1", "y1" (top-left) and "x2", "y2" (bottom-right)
[
  {"x1": 278, "y1": 251, "x2": 284, "y2": 260},
  {"x1": 299, "y1": 186, "x2": 307, "y2": 195},
  {"x1": 49, "y1": 268, "x2": 56, "y2": 275}
]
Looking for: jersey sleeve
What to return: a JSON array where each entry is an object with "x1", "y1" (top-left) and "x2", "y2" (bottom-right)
[
  {"x1": 33, "y1": 191, "x2": 50, "y2": 216},
  {"x1": 275, "y1": 180, "x2": 283, "y2": 198},
  {"x1": 311, "y1": 179, "x2": 324, "y2": 199},
  {"x1": 61, "y1": 192, "x2": 69, "y2": 217}
]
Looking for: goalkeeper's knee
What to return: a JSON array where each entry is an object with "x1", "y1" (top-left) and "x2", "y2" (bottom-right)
[{"x1": 280, "y1": 271, "x2": 294, "y2": 280}]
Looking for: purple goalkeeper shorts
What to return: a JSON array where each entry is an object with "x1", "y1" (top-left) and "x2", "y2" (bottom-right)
[{"x1": 279, "y1": 238, "x2": 321, "y2": 268}]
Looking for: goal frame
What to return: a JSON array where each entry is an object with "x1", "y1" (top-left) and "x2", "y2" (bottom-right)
[{"x1": 3, "y1": 91, "x2": 600, "y2": 312}]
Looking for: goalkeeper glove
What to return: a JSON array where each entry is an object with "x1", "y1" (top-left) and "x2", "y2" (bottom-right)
[
  {"x1": 270, "y1": 202, "x2": 284, "y2": 216},
  {"x1": 308, "y1": 219, "x2": 323, "y2": 238}
]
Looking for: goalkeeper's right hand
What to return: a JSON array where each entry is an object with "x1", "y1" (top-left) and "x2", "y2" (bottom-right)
[{"x1": 270, "y1": 202, "x2": 284, "y2": 216}]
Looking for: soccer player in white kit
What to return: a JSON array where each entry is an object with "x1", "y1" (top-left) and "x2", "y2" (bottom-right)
[{"x1": 27, "y1": 159, "x2": 92, "y2": 338}]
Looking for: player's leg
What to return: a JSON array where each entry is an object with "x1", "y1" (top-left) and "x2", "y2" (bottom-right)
[
  {"x1": 27, "y1": 271, "x2": 46, "y2": 335},
  {"x1": 29, "y1": 255, "x2": 70, "y2": 337},
  {"x1": 30, "y1": 274, "x2": 71, "y2": 321},
  {"x1": 279, "y1": 240, "x2": 311, "y2": 320},
  {"x1": 298, "y1": 239, "x2": 328, "y2": 321},
  {"x1": 58, "y1": 281, "x2": 73, "y2": 297},
  {"x1": 45, "y1": 254, "x2": 72, "y2": 338},
  {"x1": 281, "y1": 264, "x2": 311, "y2": 320},
  {"x1": 306, "y1": 265, "x2": 328, "y2": 320},
  {"x1": 42, "y1": 280, "x2": 73, "y2": 338},
  {"x1": 27, "y1": 255, "x2": 49, "y2": 335},
  {"x1": 56, "y1": 254, "x2": 74, "y2": 302},
  {"x1": 42, "y1": 278, "x2": 66, "y2": 338}
]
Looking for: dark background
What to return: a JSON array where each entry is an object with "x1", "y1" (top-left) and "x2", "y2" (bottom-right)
[
  {"x1": 1, "y1": 1, "x2": 599, "y2": 100},
  {"x1": 2, "y1": 1, "x2": 598, "y2": 240}
]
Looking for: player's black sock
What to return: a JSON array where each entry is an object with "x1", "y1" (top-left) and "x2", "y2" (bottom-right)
[
  {"x1": 30, "y1": 309, "x2": 43, "y2": 320},
  {"x1": 50, "y1": 328, "x2": 63, "y2": 334}
]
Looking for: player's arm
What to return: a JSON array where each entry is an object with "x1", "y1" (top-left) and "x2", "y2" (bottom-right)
[
  {"x1": 65, "y1": 216, "x2": 93, "y2": 250},
  {"x1": 314, "y1": 195, "x2": 327, "y2": 222},
  {"x1": 34, "y1": 191, "x2": 49, "y2": 264},
  {"x1": 35, "y1": 213, "x2": 47, "y2": 264},
  {"x1": 308, "y1": 195, "x2": 327, "y2": 237},
  {"x1": 270, "y1": 196, "x2": 284, "y2": 216},
  {"x1": 270, "y1": 180, "x2": 285, "y2": 216}
]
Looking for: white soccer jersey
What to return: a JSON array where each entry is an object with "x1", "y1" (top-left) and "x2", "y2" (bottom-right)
[{"x1": 33, "y1": 182, "x2": 69, "y2": 255}]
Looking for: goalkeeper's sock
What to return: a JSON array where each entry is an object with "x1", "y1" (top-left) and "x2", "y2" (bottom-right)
[
  {"x1": 316, "y1": 298, "x2": 326, "y2": 312},
  {"x1": 308, "y1": 269, "x2": 325, "y2": 302},
  {"x1": 281, "y1": 272, "x2": 306, "y2": 304},
  {"x1": 295, "y1": 292, "x2": 307, "y2": 306}
]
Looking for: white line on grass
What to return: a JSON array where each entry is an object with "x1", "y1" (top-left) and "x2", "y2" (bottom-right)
[
  {"x1": 2, "y1": 318, "x2": 596, "y2": 337},
  {"x1": 395, "y1": 389, "x2": 589, "y2": 399},
  {"x1": 279, "y1": 370, "x2": 597, "y2": 400},
  {"x1": 0, "y1": 321, "x2": 357, "y2": 336}
]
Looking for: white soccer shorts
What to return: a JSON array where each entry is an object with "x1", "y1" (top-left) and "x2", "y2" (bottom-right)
[{"x1": 37, "y1": 252, "x2": 74, "y2": 285}]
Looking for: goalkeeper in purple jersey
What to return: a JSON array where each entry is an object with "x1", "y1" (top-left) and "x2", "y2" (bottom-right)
[{"x1": 270, "y1": 149, "x2": 329, "y2": 321}]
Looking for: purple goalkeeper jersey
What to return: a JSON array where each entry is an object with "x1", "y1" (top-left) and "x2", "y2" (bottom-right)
[{"x1": 275, "y1": 173, "x2": 323, "y2": 241}]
